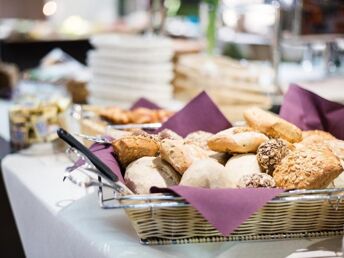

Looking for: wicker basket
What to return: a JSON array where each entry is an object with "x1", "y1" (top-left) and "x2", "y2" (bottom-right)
[{"x1": 99, "y1": 188, "x2": 344, "y2": 245}]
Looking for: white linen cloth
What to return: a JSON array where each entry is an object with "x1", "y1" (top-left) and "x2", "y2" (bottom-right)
[{"x1": 1, "y1": 153, "x2": 343, "y2": 258}]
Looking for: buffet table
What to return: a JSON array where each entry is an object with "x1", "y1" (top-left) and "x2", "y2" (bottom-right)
[{"x1": 1, "y1": 149, "x2": 343, "y2": 258}]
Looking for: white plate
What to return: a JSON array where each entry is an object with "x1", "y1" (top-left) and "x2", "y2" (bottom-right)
[
  {"x1": 89, "y1": 77, "x2": 172, "y2": 91},
  {"x1": 88, "y1": 49, "x2": 173, "y2": 65},
  {"x1": 91, "y1": 33, "x2": 173, "y2": 50},
  {"x1": 87, "y1": 54, "x2": 173, "y2": 73},
  {"x1": 91, "y1": 69, "x2": 173, "y2": 84}
]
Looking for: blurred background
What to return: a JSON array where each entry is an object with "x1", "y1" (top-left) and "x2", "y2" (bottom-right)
[
  {"x1": 1, "y1": 0, "x2": 343, "y2": 118},
  {"x1": 0, "y1": 1, "x2": 343, "y2": 257}
]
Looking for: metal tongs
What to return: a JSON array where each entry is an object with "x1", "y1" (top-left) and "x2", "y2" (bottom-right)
[{"x1": 57, "y1": 128, "x2": 133, "y2": 195}]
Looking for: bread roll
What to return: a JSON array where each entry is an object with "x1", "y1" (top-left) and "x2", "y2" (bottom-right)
[
  {"x1": 243, "y1": 107, "x2": 302, "y2": 143},
  {"x1": 160, "y1": 139, "x2": 208, "y2": 174},
  {"x1": 180, "y1": 159, "x2": 234, "y2": 188},
  {"x1": 325, "y1": 139, "x2": 344, "y2": 169},
  {"x1": 158, "y1": 129, "x2": 183, "y2": 141},
  {"x1": 125, "y1": 157, "x2": 180, "y2": 194},
  {"x1": 208, "y1": 127, "x2": 269, "y2": 153},
  {"x1": 299, "y1": 130, "x2": 336, "y2": 147},
  {"x1": 225, "y1": 154, "x2": 262, "y2": 186},
  {"x1": 273, "y1": 145, "x2": 343, "y2": 189},
  {"x1": 185, "y1": 130, "x2": 229, "y2": 164},
  {"x1": 112, "y1": 135, "x2": 159, "y2": 167},
  {"x1": 256, "y1": 139, "x2": 290, "y2": 175},
  {"x1": 237, "y1": 173, "x2": 276, "y2": 188},
  {"x1": 185, "y1": 130, "x2": 213, "y2": 150}
]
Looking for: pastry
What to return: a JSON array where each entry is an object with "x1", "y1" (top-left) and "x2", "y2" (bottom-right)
[
  {"x1": 237, "y1": 173, "x2": 276, "y2": 188},
  {"x1": 224, "y1": 154, "x2": 262, "y2": 186},
  {"x1": 112, "y1": 135, "x2": 159, "y2": 167},
  {"x1": 243, "y1": 107, "x2": 302, "y2": 143},
  {"x1": 273, "y1": 145, "x2": 343, "y2": 189},
  {"x1": 99, "y1": 107, "x2": 173, "y2": 125},
  {"x1": 125, "y1": 157, "x2": 180, "y2": 194},
  {"x1": 99, "y1": 107, "x2": 131, "y2": 124},
  {"x1": 208, "y1": 127, "x2": 269, "y2": 153},
  {"x1": 180, "y1": 159, "x2": 234, "y2": 189},
  {"x1": 160, "y1": 139, "x2": 208, "y2": 174},
  {"x1": 256, "y1": 139, "x2": 290, "y2": 175}
]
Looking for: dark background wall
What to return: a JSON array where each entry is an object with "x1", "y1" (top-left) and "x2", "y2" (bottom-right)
[{"x1": 0, "y1": 138, "x2": 25, "y2": 258}]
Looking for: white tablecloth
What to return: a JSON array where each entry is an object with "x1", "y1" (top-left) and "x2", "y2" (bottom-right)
[{"x1": 2, "y1": 153, "x2": 343, "y2": 258}]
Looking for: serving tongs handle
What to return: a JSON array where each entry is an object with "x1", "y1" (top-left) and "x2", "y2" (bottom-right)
[{"x1": 57, "y1": 128, "x2": 133, "y2": 195}]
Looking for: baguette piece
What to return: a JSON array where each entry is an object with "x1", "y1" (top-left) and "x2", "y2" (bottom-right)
[
  {"x1": 243, "y1": 107, "x2": 302, "y2": 143},
  {"x1": 273, "y1": 145, "x2": 343, "y2": 189}
]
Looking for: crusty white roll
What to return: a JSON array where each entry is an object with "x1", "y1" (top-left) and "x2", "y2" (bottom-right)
[
  {"x1": 125, "y1": 157, "x2": 180, "y2": 194},
  {"x1": 224, "y1": 154, "x2": 262, "y2": 186},
  {"x1": 208, "y1": 127, "x2": 269, "y2": 154},
  {"x1": 180, "y1": 159, "x2": 234, "y2": 189}
]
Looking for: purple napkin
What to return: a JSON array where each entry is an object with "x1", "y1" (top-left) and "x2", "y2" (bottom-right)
[
  {"x1": 280, "y1": 84, "x2": 344, "y2": 140},
  {"x1": 151, "y1": 186, "x2": 283, "y2": 236},
  {"x1": 89, "y1": 143, "x2": 124, "y2": 183},
  {"x1": 130, "y1": 97, "x2": 161, "y2": 110},
  {"x1": 156, "y1": 91, "x2": 231, "y2": 137}
]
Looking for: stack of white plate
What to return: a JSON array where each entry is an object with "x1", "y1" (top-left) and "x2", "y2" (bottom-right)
[{"x1": 87, "y1": 34, "x2": 174, "y2": 107}]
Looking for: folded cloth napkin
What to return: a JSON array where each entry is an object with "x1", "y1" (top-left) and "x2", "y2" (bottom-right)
[
  {"x1": 151, "y1": 186, "x2": 283, "y2": 236},
  {"x1": 280, "y1": 84, "x2": 344, "y2": 140},
  {"x1": 130, "y1": 97, "x2": 161, "y2": 110},
  {"x1": 156, "y1": 91, "x2": 231, "y2": 137}
]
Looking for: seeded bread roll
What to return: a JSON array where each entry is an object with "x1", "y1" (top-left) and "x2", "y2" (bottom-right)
[
  {"x1": 273, "y1": 145, "x2": 343, "y2": 189},
  {"x1": 112, "y1": 135, "x2": 159, "y2": 167},
  {"x1": 298, "y1": 130, "x2": 336, "y2": 147},
  {"x1": 256, "y1": 139, "x2": 290, "y2": 175},
  {"x1": 243, "y1": 107, "x2": 302, "y2": 143},
  {"x1": 160, "y1": 139, "x2": 208, "y2": 174},
  {"x1": 125, "y1": 157, "x2": 180, "y2": 194},
  {"x1": 237, "y1": 173, "x2": 276, "y2": 188},
  {"x1": 180, "y1": 159, "x2": 234, "y2": 189},
  {"x1": 208, "y1": 127, "x2": 269, "y2": 154},
  {"x1": 185, "y1": 131, "x2": 214, "y2": 150}
]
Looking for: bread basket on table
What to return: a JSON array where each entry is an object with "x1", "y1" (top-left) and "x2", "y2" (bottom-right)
[
  {"x1": 63, "y1": 87, "x2": 344, "y2": 245},
  {"x1": 63, "y1": 139, "x2": 344, "y2": 245}
]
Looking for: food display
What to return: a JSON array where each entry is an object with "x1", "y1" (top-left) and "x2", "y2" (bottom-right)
[
  {"x1": 78, "y1": 106, "x2": 174, "y2": 144},
  {"x1": 9, "y1": 98, "x2": 70, "y2": 148},
  {"x1": 99, "y1": 107, "x2": 173, "y2": 124},
  {"x1": 60, "y1": 87, "x2": 344, "y2": 245},
  {"x1": 100, "y1": 107, "x2": 344, "y2": 193}
]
